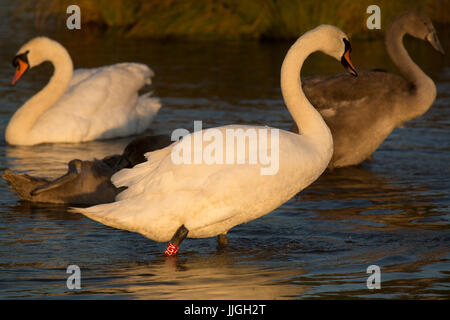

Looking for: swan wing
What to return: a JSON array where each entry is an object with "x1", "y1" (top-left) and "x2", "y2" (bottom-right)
[
  {"x1": 30, "y1": 70, "x2": 111, "y2": 142},
  {"x1": 69, "y1": 68, "x2": 100, "y2": 87},
  {"x1": 32, "y1": 63, "x2": 160, "y2": 142}
]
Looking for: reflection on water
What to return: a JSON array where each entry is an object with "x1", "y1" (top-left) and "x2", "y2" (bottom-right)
[
  {"x1": 74, "y1": 258, "x2": 305, "y2": 300},
  {"x1": 4, "y1": 138, "x2": 135, "y2": 177},
  {"x1": 0, "y1": 7, "x2": 449, "y2": 299},
  {"x1": 300, "y1": 166, "x2": 443, "y2": 231}
]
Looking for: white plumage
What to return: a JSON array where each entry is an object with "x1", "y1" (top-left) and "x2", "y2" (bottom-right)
[
  {"x1": 30, "y1": 63, "x2": 160, "y2": 143},
  {"x1": 72, "y1": 25, "x2": 355, "y2": 253},
  {"x1": 7, "y1": 37, "x2": 161, "y2": 145},
  {"x1": 77, "y1": 125, "x2": 328, "y2": 242}
]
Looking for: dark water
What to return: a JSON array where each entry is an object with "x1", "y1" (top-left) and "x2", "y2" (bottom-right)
[{"x1": 0, "y1": 5, "x2": 449, "y2": 299}]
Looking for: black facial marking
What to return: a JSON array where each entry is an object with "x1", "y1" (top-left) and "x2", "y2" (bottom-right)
[
  {"x1": 12, "y1": 50, "x2": 30, "y2": 68},
  {"x1": 340, "y1": 38, "x2": 357, "y2": 76},
  {"x1": 343, "y1": 38, "x2": 352, "y2": 54}
]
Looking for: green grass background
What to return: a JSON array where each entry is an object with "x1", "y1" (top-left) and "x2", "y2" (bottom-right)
[{"x1": 13, "y1": 0, "x2": 450, "y2": 39}]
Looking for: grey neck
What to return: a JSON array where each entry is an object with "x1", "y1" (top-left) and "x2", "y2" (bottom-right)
[{"x1": 385, "y1": 19, "x2": 436, "y2": 122}]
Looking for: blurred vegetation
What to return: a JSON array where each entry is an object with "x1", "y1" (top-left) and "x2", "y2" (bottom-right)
[{"x1": 12, "y1": 0, "x2": 450, "y2": 39}]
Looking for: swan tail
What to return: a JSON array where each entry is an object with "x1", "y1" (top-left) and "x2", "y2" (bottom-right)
[
  {"x1": 114, "y1": 63, "x2": 161, "y2": 134},
  {"x1": 70, "y1": 200, "x2": 150, "y2": 238},
  {"x1": 120, "y1": 63, "x2": 155, "y2": 86},
  {"x1": 135, "y1": 92, "x2": 162, "y2": 132},
  {"x1": 70, "y1": 202, "x2": 126, "y2": 231}
]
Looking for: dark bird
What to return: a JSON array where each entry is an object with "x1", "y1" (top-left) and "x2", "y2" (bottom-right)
[
  {"x1": 292, "y1": 11, "x2": 444, "y2": 169},
  {"x1": 2, "y1": 134, "x2": 172, "y2": 205}
]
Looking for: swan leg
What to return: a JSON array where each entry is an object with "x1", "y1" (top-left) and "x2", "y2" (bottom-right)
[
  {"x1": 217, "y1": 233, "x2": 228, "y2": 247},
  {"x1": 164, "y1": 224, "x2": 189, "y2": 256}
]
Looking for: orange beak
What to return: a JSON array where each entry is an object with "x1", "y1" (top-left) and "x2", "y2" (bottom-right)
[
  {"x1": 341, "y1": 49, "x2": 357, "y2": 77},
  {"x1": 12, "y1": 59, "x2": 29, "y2": 85}
]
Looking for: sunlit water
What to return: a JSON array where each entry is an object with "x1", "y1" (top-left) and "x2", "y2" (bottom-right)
[{"x1": 0, "y1": 5, "x2": 449, "y2": 299}]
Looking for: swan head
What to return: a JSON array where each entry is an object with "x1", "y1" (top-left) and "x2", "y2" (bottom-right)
[
  {"x1": 312, "y1": 25, "x2": 357, "y2": 76},
  {"x1": 29, "y1": 159, "x2": 115, "y2": 196},
  {"x1": 12, "y1": 37, "x2": 65, "y2": 85},
  {"x1": 29, "y1": 159, "x2": 82, "y2": 196},
  {"x1": 397, "y1": 11, "x2": 444, "y2": 55},
  {"x1": 386, "y1": 11, "x2": 444, "y2": 54}
]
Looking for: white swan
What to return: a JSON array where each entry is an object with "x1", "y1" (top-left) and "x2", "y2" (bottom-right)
[
  {"x1": 72, "y1": 25, "x2": 357, "y2": 255},
  {"x1": 7, "y1": 37, "x2": 161, "y2": 146}
]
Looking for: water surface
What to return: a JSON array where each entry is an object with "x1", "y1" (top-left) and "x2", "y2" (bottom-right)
[{"x1": 0, "y1": 6, "x2": 449, "y2": 299}]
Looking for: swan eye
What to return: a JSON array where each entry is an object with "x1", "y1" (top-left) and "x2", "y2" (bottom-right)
[
  {"x1": 12, "y1": 57, "x2": 19, "y2": 68},
  {"x1": 12, "y1": 50, "x2": 30, "y2": 68},
  {"x1": 68, "y1": 159, "x2": 83, "y2": 173}
]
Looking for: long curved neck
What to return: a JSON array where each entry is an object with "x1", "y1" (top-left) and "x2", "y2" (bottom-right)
[
  {"x1": 385, "y1": 21, "x2": 436, "y2": 121},
  {"x1": 6, "y1": 45, "x2": 73, "y2": 145},
  {"x1": 281, "y1": 31, "x2": 333, "y2": 154}
]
